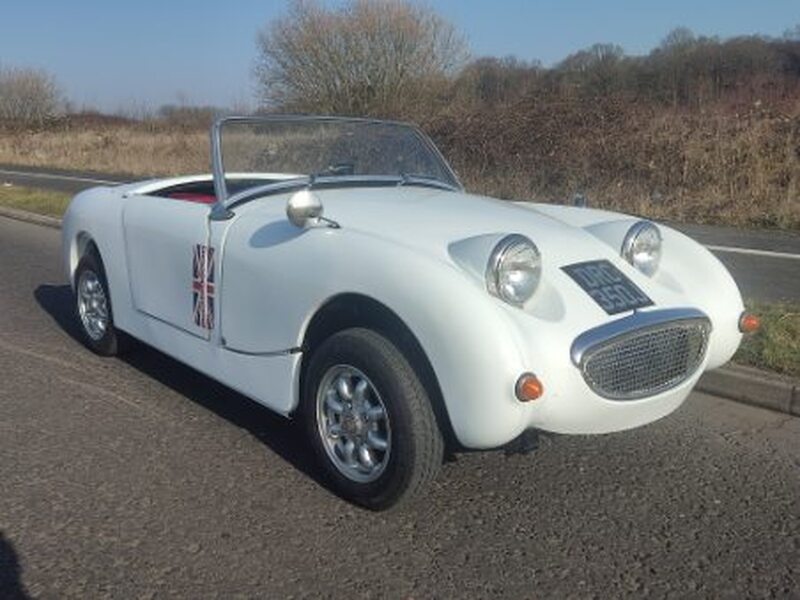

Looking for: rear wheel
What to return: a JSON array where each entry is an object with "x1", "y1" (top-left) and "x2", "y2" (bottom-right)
[
  {"x1": 302, "y1": 328, "x2": 443, "y2": 510},
  {"x1": 74, "y1": 250, "x2": 128, "y2": 356}
]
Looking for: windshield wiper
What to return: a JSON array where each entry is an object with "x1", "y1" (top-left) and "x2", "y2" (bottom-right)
[{"x1": 399, "y1": 173, "x2": 457, "y2": 191}]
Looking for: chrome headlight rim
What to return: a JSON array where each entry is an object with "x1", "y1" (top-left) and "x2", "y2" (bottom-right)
[
  {"x1": 486, "y1": 234, "x2": 542, "y2": 307},
  {"x1": 621, "y1": 220, "x2": 662, "y2": 277}
]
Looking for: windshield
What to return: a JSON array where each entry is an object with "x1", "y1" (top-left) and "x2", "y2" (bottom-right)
[{"x1": 213, "y1": 117, "x2": 460, "y2": 202}]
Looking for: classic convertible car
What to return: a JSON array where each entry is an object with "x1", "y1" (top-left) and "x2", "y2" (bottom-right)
[{"x1": 63, "y1": 116, "x2": 751, "y2": 509}]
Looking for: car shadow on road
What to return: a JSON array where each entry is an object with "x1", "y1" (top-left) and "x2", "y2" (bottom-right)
[
  {"x1": 33, "y1": 284, "x2": 328, "y2": 490},
  {"x1": 0, "y1": 532, "x2": 31, "y2": 600},
  {"x1": 34, "y1": 284, "x2": 84, "y2": 344}
]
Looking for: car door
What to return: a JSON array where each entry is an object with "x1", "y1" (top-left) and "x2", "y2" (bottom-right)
[{"x1": 122, "y1": 195, "x2": 216, "y2": 339}]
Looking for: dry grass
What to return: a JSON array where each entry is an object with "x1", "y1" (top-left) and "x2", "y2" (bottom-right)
[
  {"x1": 0, "y1": 184, "x2": 70, "y2": 216},
  {"x1": 0, "y1": 125, "x2": 208, "y2": 176}
]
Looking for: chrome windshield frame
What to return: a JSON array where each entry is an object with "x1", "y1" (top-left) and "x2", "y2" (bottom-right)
[
  {"x1": 209, "y1": 115, "x2": 463, "y2": 216},
  {"x1": 224, "y1": 174, "x2": 460, "y2": 211}
]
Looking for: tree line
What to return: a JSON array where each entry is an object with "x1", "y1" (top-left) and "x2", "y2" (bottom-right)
[
  {"x1": 459, "y1": 27, "x2": 800, "y2": 111},
  {"x1": 256, "y1": 1, "x2": 800, "y2": 117}
]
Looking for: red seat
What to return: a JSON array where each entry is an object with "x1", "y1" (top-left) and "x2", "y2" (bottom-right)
[{"x1": 169, "y1": 192, "x2": 217, "y2": 204}]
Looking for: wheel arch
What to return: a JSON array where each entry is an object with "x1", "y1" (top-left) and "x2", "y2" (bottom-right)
[
  {"x1": 298, "y1": 293, "x2": 459, "y2": 451},
  {"x1": 68, "y1": 231, "x2": 100, "y2": 288}
]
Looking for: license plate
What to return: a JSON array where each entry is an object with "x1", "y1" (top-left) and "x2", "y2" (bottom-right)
[{"x1": 562, "y1": 260, "x2": 654, "y2": 315}]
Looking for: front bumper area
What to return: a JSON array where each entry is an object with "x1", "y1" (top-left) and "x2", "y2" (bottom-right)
[
  {"x1": 525, "y1": 308, "x2": 712, "y2": 436},
  {"x1": 449, "y1": 307, "x2": 723, "y2": 448}
]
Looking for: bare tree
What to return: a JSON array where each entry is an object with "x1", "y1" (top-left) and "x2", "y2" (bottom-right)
[
  {"x1": 557, "y1": 43, "x2": 627, "y2": 96},
  {"x1": 453, "y1": 57, "x2": 543, "y2": 107},
  {"x1": 0, "y1": 66, "x2": 63, "y2": 126},
  {"x1": 254, "y1": 0, "x2": 468, "y2": 116}
]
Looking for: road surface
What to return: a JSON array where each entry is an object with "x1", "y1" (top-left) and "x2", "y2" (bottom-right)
[
  {"x1": 0, "y1": 164, "x2": 130, "y2": 194},
  {"x1": 2, "y1": 164, "x2": 798, "y2": 303},
  {"x1": 1, "y1": 214, "x2": 798, "y2": 598}
]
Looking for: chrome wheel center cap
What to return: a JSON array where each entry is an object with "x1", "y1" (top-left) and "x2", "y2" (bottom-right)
[{"x1": 341, "y1": 412, "x2": 363, "y2": 437}]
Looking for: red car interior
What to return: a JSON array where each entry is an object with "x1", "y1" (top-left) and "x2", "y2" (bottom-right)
[{"x1": 168, "y1": 192, "x2": 217, "y2": 204}]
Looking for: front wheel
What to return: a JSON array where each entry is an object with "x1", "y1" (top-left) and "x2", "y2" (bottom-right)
[
  {"x1": 302, "y1": 328, "x2": 444, "y2": 510},
  {"x1": 74, "y1": 250, "x2": 128, "y2": 356}
]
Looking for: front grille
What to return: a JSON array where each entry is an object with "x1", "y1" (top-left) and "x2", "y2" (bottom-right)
[{"x1": 579, "y1": 318, "x2": 710, "y2": 400}]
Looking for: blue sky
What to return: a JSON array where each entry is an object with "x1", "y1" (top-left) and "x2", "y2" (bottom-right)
[{"x1": 1, "y1": 0, "x2": 797, "y2": 111}]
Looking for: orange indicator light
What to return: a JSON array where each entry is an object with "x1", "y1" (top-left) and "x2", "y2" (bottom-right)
[
  {"x1": 739, "y1": 313, "x2": 761, "y2": 334},
  {"x1": 516, "y1": 373, "x2": 544, "y2": 402}
]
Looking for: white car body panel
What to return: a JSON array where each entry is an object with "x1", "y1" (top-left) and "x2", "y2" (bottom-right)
[
  {"x1": 62, "y1": 172, "x2": 745, "y2": 449},
  {"x1": 122, "y1": 195, "x2": 211, "y2": 339}
]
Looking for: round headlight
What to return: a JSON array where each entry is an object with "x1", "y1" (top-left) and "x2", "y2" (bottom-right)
[
  {"x1": 621, "y1": 221, "x2": 662, "y2": 276},
  {"x1": 486, "y1": 234, "x2": 542, "y2": 306}
]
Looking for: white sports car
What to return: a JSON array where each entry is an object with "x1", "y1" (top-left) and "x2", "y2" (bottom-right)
[{"x1": 63, "y1": 116, "x2": 750, "y2": 509}]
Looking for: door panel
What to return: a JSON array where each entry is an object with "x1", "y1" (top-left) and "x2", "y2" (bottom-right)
[{"x1": 122, "y1": 195, "x2": 213, "y2": 339}]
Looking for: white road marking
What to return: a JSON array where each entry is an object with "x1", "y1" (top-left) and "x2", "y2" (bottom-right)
[
  {"x1": 706, "y1": 245, "x2": 800, "y2": 261},
  {"x1": 0, "y1": 168, "x2": 120, "y2": 186}
]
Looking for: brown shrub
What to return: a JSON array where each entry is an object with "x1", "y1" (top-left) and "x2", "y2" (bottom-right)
[{"x1": 427, "y1": 94, "x2": 800, "y2": 228}]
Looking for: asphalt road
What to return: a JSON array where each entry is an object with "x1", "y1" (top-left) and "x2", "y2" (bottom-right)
[
  {"x1": 669, "y1": 222, "x2": 800, "y2": 304},
  {"x1": 0, "y1": 164, "x2": 130, "y2": 194},
  {"x1": 2, "y1": 164, "x2": 798, "y2": 303},
  {"x1": 1, "y1": 215, "x2": 799, "y2": 598}
]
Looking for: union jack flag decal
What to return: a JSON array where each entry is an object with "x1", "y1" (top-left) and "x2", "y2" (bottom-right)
[{"x1": 192, "y1": 244, "x2": 215, "y2": 329}]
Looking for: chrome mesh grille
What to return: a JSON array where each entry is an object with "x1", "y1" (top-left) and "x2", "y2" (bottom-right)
[{"x1": 581, "y1": 319, "x2": 710, "y2": 400}]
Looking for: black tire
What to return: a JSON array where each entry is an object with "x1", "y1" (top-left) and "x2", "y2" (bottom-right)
[
  {"x1": 74, "y1": 250, "x2": 129, "y2": 356},
  {"x1": 302, "y1": 328, "x2": 444, "y2": 510}
]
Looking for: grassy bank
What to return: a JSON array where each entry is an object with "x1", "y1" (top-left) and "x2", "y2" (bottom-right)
[
  {"x1": 429, "y1": 96, "x2": 800, "y2": 230},
  {"x1": 0, "y1": 184, "x2": 70, "y2": 216},
  {"x1": 734, "y1": 302, "x2": 800, "y2": 378}
]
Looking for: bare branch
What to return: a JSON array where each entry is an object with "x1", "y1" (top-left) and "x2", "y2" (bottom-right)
[{"x1": 0, "y1": 66, "x2": 63, "y2": 126}]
